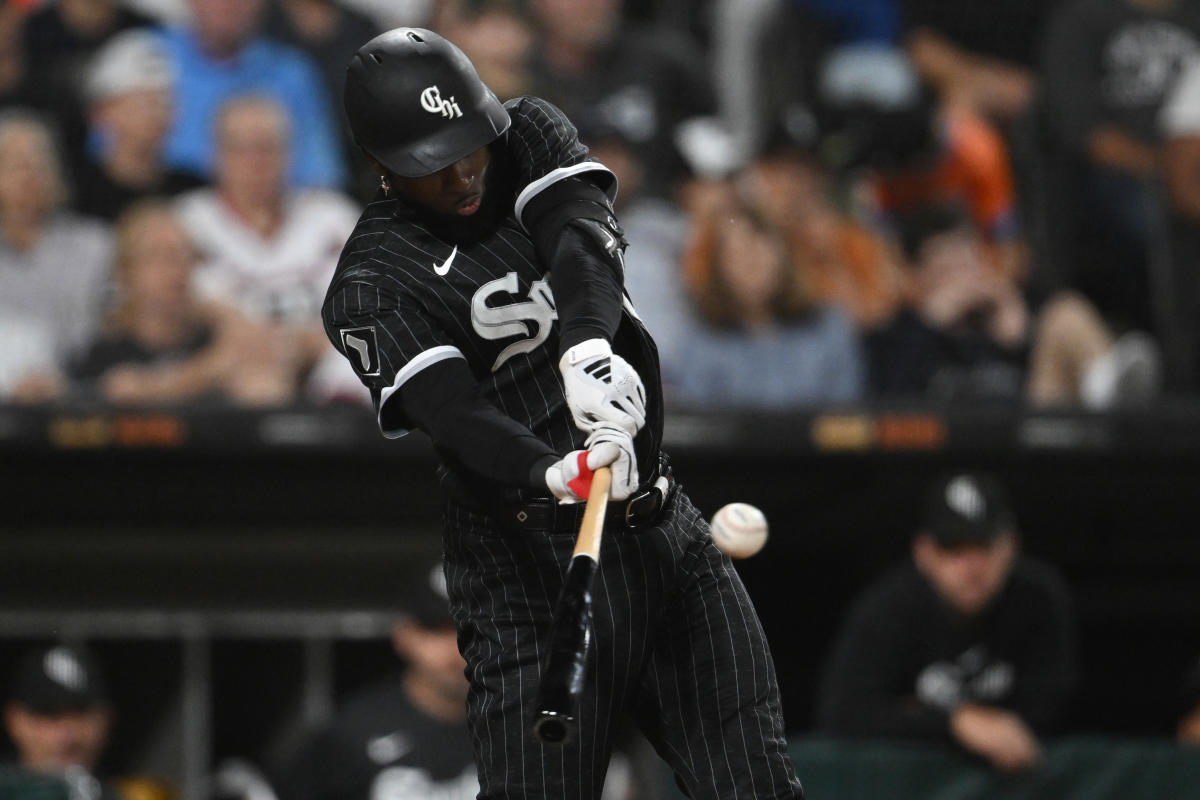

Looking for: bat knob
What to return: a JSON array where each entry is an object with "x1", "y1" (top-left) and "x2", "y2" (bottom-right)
[{"x1": 533, "y1": 710, "x2": 575, "y2": 745}]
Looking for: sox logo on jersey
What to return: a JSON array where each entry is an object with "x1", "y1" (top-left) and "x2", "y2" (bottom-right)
[{"x1": 471, "y1": 272, "x2": 557, "y2": 371}]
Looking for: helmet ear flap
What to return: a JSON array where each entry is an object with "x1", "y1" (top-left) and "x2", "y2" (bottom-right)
[{"x1": 343, "y1": 27, "x2": 512, "y2": 178}]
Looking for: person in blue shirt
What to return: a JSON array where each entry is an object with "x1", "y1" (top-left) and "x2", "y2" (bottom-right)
[{"x1": 155, "y1": 0, "x2": 346, "y2": 190}]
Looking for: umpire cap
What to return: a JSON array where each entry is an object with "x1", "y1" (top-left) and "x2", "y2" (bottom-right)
[{"x1": 344, "y1": 28, "x2": 511, "y2": 177}]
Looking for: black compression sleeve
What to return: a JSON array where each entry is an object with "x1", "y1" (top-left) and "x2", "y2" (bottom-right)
[
  {"x1": 524, "y1": 176, "x2": 626, "y2": 351},
  {"x1": 549, "y1": 224, "x2": 624, "y2": 351},
  {"x1": 396, "y1": 358, "x2": 557, "y2": 490}
]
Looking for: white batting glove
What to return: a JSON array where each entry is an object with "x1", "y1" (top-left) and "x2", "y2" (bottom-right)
[
  {"x1": 544, "y1": 427, "x2": 638, "y2": 504},
  {"x1": 585, "y1": 423, "x2": 638, "y2": 501},
  {"x1": 559, "y1": 338, "x2": 646, "y2": 437},
  {"x1": 545, "y1": 447, "x2": 611, "y2": 505}
]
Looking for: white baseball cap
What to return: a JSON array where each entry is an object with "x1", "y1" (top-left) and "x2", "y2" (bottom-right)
[{"x1": 85, "y1": 30, "x2": 175, "y2": 103}]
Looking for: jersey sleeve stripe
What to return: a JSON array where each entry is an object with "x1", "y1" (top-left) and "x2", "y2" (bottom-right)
[
  {"x1": 377, "y1": 344, "x2": 467, "y2": 438},
  {"x1": 513, "y1": 162, "x2": 618, "y2": 230}
]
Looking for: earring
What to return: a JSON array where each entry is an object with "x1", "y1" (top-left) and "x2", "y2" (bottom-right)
[{"x1": 379, "y1": 175, "x2": 391, "y2": 196}]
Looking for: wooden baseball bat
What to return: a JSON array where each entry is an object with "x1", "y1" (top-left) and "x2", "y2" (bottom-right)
[{"x1": 532, "y1": 466, "x2": 612, "y2": 745}]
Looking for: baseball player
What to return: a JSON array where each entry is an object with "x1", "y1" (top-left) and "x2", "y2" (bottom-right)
[{"x1": 322, "y1": 28, "x2": 805, "y2": 800}]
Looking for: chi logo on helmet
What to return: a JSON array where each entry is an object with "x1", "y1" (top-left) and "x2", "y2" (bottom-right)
[{"x1": 420, "y1": 85, "x2": 463, "y2": 119}]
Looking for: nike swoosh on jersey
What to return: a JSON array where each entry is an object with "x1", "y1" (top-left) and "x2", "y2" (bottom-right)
[{"x1": 434, "y1": 245, "x2": 458, "y2": 276}]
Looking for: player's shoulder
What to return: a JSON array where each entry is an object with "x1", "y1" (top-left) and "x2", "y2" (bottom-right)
[
  {"x1": 328, "y1": 197, "x2": 429, "y2": 295},
  {"x1": 502, "y1": 95, "x2": 581, "y2": 145},
  {"x1": 503, "y1": 95, "x2": 569, "y2": 123}
]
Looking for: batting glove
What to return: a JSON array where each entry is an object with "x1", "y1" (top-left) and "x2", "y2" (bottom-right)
[
  {"x1": 559, "y1": 338, "x2": 646, "y2": 437},
  {"x1": 544, "y1": 427, "x2": 638, "y2": 504},
  {"x1": 585, "y1": 423, "x2": 638, "y2": 501}
]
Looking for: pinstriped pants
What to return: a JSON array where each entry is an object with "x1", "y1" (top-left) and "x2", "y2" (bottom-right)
[{"x1": 442, "y1": 489, "x2": 805, "y2": 800}]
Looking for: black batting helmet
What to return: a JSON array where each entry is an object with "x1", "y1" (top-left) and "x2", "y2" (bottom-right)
[{"x1": 344, "y1": 28, "x2": 511, "y2": 177}]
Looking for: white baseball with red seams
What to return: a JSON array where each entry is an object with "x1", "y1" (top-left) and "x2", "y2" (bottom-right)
[{"x1": 709, "y1": 502, "x2": 769, "y2": 559}]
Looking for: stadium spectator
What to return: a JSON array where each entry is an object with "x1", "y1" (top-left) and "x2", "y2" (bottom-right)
[
  {"x1": 901, "y1": 0, "x2": 1060, "y2": 124},
  {"x1": 1157, "y1": 54, "x2": 1200, "y2": 389},
  {"x1": 673, "y1": 196, "x2": 865, "y2": 409},
  {"x1": 1179, "y1": 654, "x2": 1200, "y2": 745},
  {"x1": 526, "y1": 0, "x2": 714, "y2": 198},
  {"x1": 173, "y1": 94, "x2": 363, "y2": 405},
  {"x1": 260, "y1": 0, "x2": 382, "y2": 201},
  {"x1": 155, "y1": 0, "x2": 347, "y2": 189},
  {"x1": 3, "y1": 643, "x2": 171, "y2": 800},
  {"x1": 0, "y1": 0, "x2": 30, "y2": 109},
  {"x1": 817, "y1": 45, "x2": 1028, "y2": 283},
  {"x1": 816, "y1": 471, "x2": 1078, "y2": 774},
  {"x1": 700, "y1": 0, "x2": 832, "y2": 170},
  {"x1": 1041, "y1": 0, "x2": 1200, "y2": 333},
  {"x1": 796, "y1": 0, "x2": 900, "y2": 45},
  {"x1": 73, "y1": 30, "x2": 203, "y2": 223},
  {"x1": 574, "y1": 105, "x2": 694, "y2": 377},
  {"x1": 1162, "y1": 56, "x2": 1200, "y2": 225},
  {"x1": 867, "y1": 203, "x2": 1162, "y2": 407},
  {"x1": 0, "y1": 109, "x2": 112, "y2": 403},
  {"x1": 69, "y1": 200, "x2": 299, "y2": 406},
  {"x1": 270, "y1": 564, "x2": 478, "y2": 800},
  {"x1": 735, "y1": 134, "x2": 906, "y2": 331},
  {"x1": 19, "y1": 0, "x2": 155, "y2": 180},
  {"x1": 432, "y1": 0, "x2": 535, "y2": 102}
]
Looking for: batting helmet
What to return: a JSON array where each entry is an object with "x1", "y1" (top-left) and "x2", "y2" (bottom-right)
[{"x1": 344, "y1": 28, "x2": 511, "y2": 178}]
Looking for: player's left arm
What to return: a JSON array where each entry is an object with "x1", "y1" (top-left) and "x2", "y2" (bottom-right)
[
  {"x1": 504, "y1": 96, "x2": 647, "y2": 439},
  {"x1": 524, "y1": 174, "x2": 646, "y2": 439}
]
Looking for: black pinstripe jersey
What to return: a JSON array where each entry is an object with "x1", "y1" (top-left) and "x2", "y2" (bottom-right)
[{"x1": 322, "y1": 97, "x2": 663, "y2": 499}]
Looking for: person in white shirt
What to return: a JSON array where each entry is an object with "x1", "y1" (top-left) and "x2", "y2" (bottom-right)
[{"x1": 175, "y1": 94, "x2": 366, "y2": 404}]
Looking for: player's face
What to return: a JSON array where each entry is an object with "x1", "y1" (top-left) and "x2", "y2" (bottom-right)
[
  {"x1": 914, "y1": 532, "x2": 1017, "y2": 617},
  {"x1": 391, "y1": 147, "x2": 491, "y2": 218}
]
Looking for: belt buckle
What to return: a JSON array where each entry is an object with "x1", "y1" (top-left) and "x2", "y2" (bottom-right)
[{"x1": 623, "y1": 475, "x2": 671, "y2": 529}]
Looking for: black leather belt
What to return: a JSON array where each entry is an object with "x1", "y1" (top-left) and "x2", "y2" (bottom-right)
[{"x1": 498, "y1": 457, "x2": 675, "y2": 533}]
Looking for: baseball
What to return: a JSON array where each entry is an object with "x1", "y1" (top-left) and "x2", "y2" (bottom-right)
[{"x1": 709, "y1": 503, "x2": 769, "y2": 559}]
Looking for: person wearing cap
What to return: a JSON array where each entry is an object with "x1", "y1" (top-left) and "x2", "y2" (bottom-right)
[
  {"x1": 815, "y1": 471, "x2": 1078, "y2": 773},
  {"x1": 271, "y1": 564, "x2": 478, "y2": 800},
  {"x1": 73, "y1": 29, "x2": 204, "y2": 223},
  {"x1": 3, "y1": 644, "x2": 116, "y2": 796}
]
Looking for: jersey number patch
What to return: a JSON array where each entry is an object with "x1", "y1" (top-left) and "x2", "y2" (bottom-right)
[{"x1": 471, "y1": 272, "x2": 557, "y2": 371}]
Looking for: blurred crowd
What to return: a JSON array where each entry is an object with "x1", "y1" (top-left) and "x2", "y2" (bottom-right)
[{"x1": 3, "y1": 0, "x2": 1200, "y2": 412}]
